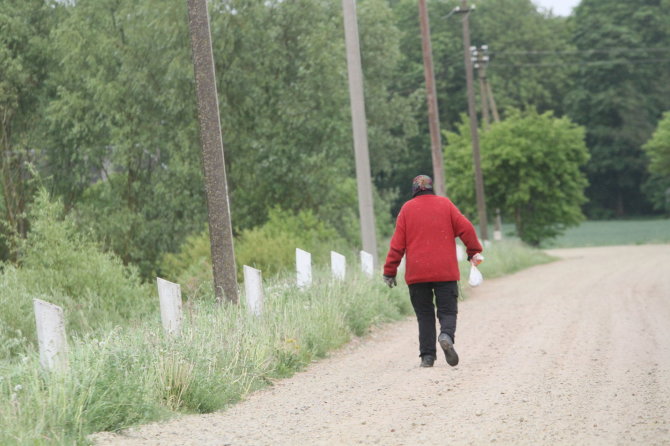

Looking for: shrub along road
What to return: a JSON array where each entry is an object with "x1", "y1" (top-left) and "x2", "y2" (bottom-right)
[{"x1": 93, "y1": 244, "x2": 670, "y2": 445}]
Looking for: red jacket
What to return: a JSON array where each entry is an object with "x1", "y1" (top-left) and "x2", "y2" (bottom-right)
[{"x1": 383, "y1": 194, "x2": 482, "y2": 284}]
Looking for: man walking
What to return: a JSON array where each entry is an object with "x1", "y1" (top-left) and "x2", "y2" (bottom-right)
[{"x1": 383, "y1": 175, "x2": 483, "y2": 367}]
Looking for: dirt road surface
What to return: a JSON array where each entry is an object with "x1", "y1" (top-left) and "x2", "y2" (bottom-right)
[{"x1": 93, "y1": 245, "x2": 670, "y2": 445}]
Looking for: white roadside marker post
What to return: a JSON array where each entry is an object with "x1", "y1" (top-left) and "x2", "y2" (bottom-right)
[
  {"x1": 156, "y1": 277, "x2": 183, "y2": 336},
  {"x1": 331, "y1": 251, "x2": 346, "y2": 281},
  {"x1": 360, "y1": 250, "x2": 374, "y2": 278},
  {"x1": 243, "y1": 265, "x2": 264, "y2": 316},
  {"x1": 296, "y1": 248, "x2": 312, "y2": 289},
  {"x1": 33, "y1": 299, "x2": 69, "y2": 371}
]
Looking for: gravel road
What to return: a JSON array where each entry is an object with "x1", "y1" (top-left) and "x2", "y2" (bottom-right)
[{"x1": 93, "y1": 245, "x2": 670, "y2": 446}]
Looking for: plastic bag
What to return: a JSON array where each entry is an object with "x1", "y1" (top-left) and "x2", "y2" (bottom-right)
[{"x1": 468, "y1": 264, "x2": 483, "y2": 287}]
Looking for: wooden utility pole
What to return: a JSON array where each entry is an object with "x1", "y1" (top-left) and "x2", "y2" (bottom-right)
[
  {"x1": 342, "y1": 0, "x2": 378, "y2": 267},
  {"x1": 186, "y1": 0, "x2": 239, "y2": 303},
  {"x1": 475, "y1": 46, "x2": 490, "y2": 130},
  {"x1": 418, "y1": 0, "x2": 446, "y2": 197},
  {"x1": 457, "y1": 0, "x2": 488, "y2": 241},
  {"x1": 486, "y1": 77, "x2": 500, "y2": 123}
]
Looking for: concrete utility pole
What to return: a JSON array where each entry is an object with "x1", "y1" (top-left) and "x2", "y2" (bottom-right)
[
  {"x1": 342, "y1": 0, "x2": 378, "y2": 267},
  {"x1": 475, "y1": 46, "x2": 490, "y2": 130},
  {"x1": 418, "y1": 0, "x2": 446, "y2": 197},
  {"x1": 486, "y1": 76, "x2": 500, "y2": 123},
  {"x1": 457, "y1": 0, "x2": 488, "y2": 241},
  {"x1": 186, "y1": 0, "x2": 239, "y2": 303},
  {"x1": 478, "y1": 45, "x2": 500, "y2": 124}
]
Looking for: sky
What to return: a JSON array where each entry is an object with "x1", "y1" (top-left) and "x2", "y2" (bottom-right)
[{"x1": 532, "y1": 0, "x2": 581, "y2": 16}]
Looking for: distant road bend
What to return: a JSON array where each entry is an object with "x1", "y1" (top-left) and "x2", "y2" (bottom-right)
[{"x1": 94, "y1": 244, "x2": 670, "y2": 446}]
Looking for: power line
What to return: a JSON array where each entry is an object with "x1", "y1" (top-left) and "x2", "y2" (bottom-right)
[
  {"x1": 493, "y1": 47, "x2": 670, "y2": 56},
  {"x1": 490, "y1": 58, "x2": 670, "y2": 67}
]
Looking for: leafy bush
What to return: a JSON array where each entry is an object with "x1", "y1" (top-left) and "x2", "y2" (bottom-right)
[
  {"x1": 445, "y1": 109, "x2": 590, "y2": 246},
  {"x1": 236, "y1": 207, "x2": 350, "y2": 275},
  {"x1": 0, "y1": 190, "x2": 154, "y2": 359},
  {"x1": 160, "y1": 207, "x2": 352, "y2": 296}
]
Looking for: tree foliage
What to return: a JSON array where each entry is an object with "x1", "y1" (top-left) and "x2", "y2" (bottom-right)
[
  {"x1": 0, "y1": 0, "x2": 59, "y2": 254},
  {"x1": 42, "y1": 0, "x2": 208, "y2": 276},
  {"x1": 642, "y1": 111, "x2": 670, "y2": 213},
  {"x1": 384, "y1": 0, "x2": 576, "y2": 207},
  {"x1": 0, "y1": 190, "x2": 152, "y2": 359},
  {"x1": 643, "y1": 111, "x2": 670, "y2": 177},
  {"x1": 444, "y1": 109, "x2": 589, "y2": 245},
  {"x1": 565, "y1": 0, "x2": 670, "y2": 217},
  {"x1": 0, "y1": 0, "x2": 668, "y2": 282}
]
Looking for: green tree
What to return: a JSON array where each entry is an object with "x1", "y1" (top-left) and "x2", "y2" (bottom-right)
[
  {"x1": 208, "y1": 0, "x2": 352, "y2": 231},
  {"x1": 642, "y1": 111, "x2": 670, "y2": 213},
  {"x1": 357, "y1": 0, "x2": 422, "y2": 202},
  {"x1": 565, "y1": 0, "x2": 670, "y2": 217},
  {"x1": 643, "y1": 111, "x2": 670, "y2": 177},
  {"x1": 209, "y1": 0, "x2": 415, "y2": 236},
  {"x1": 0, "y1": 0, "x2": 59, "y2": 256},
  {"x1": 40, "y1": 0, "x2": 414, "y2": 277},
  {"x1": 46, "y1": 0, "x2": 207, "y2": 276},
  {"x1": 386, "y1": 0, "x2": 574, "y2": 210},
  {"x1": 444, "y1": 109, "x2": 589, "y2": 245}
]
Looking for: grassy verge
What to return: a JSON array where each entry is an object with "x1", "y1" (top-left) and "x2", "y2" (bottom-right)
[
  {"x1": 453, "y1": 239, "x2": 555, "y2": 298},
  {"x1": 472, "y1": 239, "x2": 556, "y2": 279},
  {"x1": 0, "y1": 240, "x2": 549, "y2": 445},
  {"x1": 0, "y1": 270, "x2": 410, "y2": 445}
]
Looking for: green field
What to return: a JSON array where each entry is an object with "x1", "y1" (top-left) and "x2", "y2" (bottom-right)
[{"x1": 496, "y1": 219, "x2": 670, "y2": 248}]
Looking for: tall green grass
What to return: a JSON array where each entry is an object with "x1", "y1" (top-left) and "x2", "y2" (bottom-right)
[
  {"x1": 471, "y1": 239, "x2": 555, "y2": 279},
  {"x1": 0, "y1": 191, "x2": 154, "y2": 360},
  {"x1": 452, "y1": 239, "x2": 555, "y2": 298},
  {"x1": 0, "y1": 270, "x2": 411, "y2": 445}
]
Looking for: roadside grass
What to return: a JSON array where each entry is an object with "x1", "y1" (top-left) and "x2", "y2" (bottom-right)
[
  {"x1": 453, "y1": 239, "x2": 556, "y2": 298},
  {"x1": 0, "y1": 239, "x2": 549, "y2": 445},
  {"x1": 471, "y1": 239, "x2": 555, "y2": 279},
  {"x1": 0, "y1": 270, "x2": 411, "y2": 445}
]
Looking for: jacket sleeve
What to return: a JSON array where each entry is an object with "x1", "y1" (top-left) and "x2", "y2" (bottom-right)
[
  {"x1": 383, "y1": 210, "x2": 406, "y2": 277},
  {"x1": 450, "y1": 202, "x2": 483, "y2": 258}
]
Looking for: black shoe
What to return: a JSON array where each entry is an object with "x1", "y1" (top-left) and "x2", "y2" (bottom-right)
[
  {"x1": 438, "y1": 333, "x2": 459, "y2": 366},
  {"x1": 420, "y1": 355, "x2": 435, "y2": 367}
]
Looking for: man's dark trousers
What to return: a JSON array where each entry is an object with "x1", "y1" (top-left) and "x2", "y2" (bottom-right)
[{"x1": 408, "y1": 281, "x2": 458, "y2": 358}]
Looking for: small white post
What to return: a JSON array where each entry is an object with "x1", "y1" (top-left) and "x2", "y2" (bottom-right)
[
  {"x1": 296, "y1": 248, "x2": 312, "y2": 289},
  {"x1": 33, "y1": 299, "x2": 68, "y2": 371},
  {"x1": 456, "y1": 244, "x2": 466, "y2": 262},
  {"x1": 494, "y1": 208, "x2": 503, "y2": 241},
  {"x1": 331, "y1": 251, "x2": 346, "y2": 280},
  {"x1": 360, "y1": 250, "x2": 374, "y2": 278},
  {"x1": 243, "y1": 265, "x2": 264, "y2": 316},
  {"x1": 157, "y1": 277, "x2": 183, "y2": 336}
]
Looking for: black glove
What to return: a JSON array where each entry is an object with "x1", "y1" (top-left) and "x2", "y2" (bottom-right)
[{"x1": 382, "y1": 275, "x2": 397, "y2": 288}]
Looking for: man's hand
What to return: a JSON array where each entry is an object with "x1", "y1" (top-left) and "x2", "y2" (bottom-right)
[
  {"x1": 468, "y1": 253, "x2": 484, "y2": 266},
  {"x1": 382, "y1": 275, "x2": 397, "y2": 288}
]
